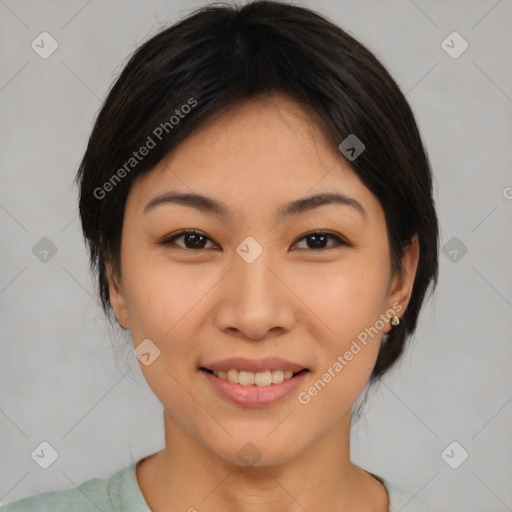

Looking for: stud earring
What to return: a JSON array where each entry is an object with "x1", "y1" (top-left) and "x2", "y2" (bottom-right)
[{"x1": 390, "y1": 314, "x2": 401, "y2": 329}]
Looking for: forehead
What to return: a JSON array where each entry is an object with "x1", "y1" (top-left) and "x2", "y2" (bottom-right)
[{"x1": 125, "y1": 93, "x2": 382, "y2": 222}]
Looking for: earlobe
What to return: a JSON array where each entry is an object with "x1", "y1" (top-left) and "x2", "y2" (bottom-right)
[
  {"x1": 385, "y1": 233, "x2": 420, "y2": 331},
  {"x1": 107, "y1": 265, "x2": 130, "y2": 329}
]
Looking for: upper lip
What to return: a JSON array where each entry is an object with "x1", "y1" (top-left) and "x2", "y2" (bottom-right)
[{"x1": 201, "y1": 357, "x2": 307, "y2": 373}]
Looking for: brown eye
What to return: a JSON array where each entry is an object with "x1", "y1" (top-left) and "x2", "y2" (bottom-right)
[
  {"x1": 159, "y1": 230, "x2": 217, "y2": 250},
  {"x1": 293, "y1": 231, "x2": 349, "y2": 250}
]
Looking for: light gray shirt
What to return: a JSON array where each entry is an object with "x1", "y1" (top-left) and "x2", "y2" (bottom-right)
[{"x1": 1, "y1": 461, "x2": 433, "y2": 511}]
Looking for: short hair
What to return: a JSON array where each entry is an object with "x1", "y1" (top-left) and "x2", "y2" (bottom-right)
[{"x1": 77, "y1": 0, "x2": 439, "y2": 383}]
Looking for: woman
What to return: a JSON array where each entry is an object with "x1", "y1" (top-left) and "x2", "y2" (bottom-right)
[{"x1": 2, "y1": 1, "x2": 439, "y2": 510}]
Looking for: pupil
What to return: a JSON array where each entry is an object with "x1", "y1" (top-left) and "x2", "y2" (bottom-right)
[
  {"x1": 186, "y1": 233, "x2": 205, "y2": 248},
  {"x1": 309, "y1": 234, "x2": 326, "y2": 248}
]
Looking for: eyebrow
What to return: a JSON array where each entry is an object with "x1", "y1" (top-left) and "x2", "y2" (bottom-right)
[{"x1": 143, "y1": 190, "x2": 367, "y2": 219}]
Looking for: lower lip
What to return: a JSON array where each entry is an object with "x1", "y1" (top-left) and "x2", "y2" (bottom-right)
[{"x1": 201, "y1": 369, "x2": 308, "y2": 408}]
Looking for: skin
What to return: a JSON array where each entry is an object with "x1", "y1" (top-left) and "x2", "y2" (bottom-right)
[{"x1": 109, "y1": 93, "x2": 419, "y2": 512}]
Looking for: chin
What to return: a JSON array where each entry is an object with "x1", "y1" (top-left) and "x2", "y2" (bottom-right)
[{"x1": 204, "y1": 432, "x2": 307, "y2": 469}]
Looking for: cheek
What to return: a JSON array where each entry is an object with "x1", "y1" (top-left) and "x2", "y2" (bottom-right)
[
  {"x1": 293, "y1": 263, "x2": 387, "y2": 414},
  {"x1": 287, "y1": 252, "x2": 390, "y2": 401},
  {"x1": 122, "y1": 257, "x2": 215, "y2": 339},
  {"x1": 121, "y1": 262, "x2": 216, "y2": 421},
  {"x1": 289, "y1": 253, "x2": 390, "y2": 340}
]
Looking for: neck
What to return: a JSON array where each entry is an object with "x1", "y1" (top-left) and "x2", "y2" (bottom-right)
[{"x1": 136, "y1": 411, "x2": 388, "y2": 512}]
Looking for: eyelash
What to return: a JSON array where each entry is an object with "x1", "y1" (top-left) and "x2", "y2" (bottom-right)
[{"x1": 158, "y1": 229, "x2": 350, "y2": 251}]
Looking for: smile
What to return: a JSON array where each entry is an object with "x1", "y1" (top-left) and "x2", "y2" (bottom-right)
[
  {"x1": 212, "y1": 369, "x2": 297, "y2": 386},
  {"x1": 200, "y1": 367, "x2": 309, "y2": 408}
]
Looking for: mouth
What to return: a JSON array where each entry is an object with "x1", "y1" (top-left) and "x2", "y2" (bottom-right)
[
  {"x1": 199, "y1": 359, "x2": 310, "y2": 408},
  {"x1": 200, "y1": 367, "x2": 308, "y2": 386}
]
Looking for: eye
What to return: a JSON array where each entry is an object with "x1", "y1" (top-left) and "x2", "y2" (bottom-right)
[
  {"x1": 292, "y1": 231, "x2": 349, "y2": 251},
  {"x1": 159, "y1": 230, "x2": 218, "y2": 250},
  {"x1": 159, "y1": 229, "x2": 349, "y2": 251}
]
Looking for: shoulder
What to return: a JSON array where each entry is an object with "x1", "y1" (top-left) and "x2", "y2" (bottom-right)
[
  {"x1": 1, "y1": 476, "x2": 111, "y2": 512},
  {"x1": 1, "y1": 461, "x2": 149, "y2": 512},
  {"x1": 380, "y1": 477, "x2": 435, "y2": 512}
]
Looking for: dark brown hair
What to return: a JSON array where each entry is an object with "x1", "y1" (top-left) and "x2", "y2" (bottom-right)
[{"x1": 77, "y1": 0, "x2": 439, "y2": 383}]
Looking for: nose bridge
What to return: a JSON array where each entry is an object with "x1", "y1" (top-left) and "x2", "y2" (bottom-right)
[
  {"x1": 214, "y1": 238, "x2": 295, "y2": 338},
  {"x1": 231, "y1": 232, "x2": 272, "y2": 281},
  {"x1": 234, "y1": 242, "x2": 280, "y2": 303}
]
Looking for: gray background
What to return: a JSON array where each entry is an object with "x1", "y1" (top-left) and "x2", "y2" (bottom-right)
[{"x1": 1, "y1": 1, "x2": 511, "y2": 511}]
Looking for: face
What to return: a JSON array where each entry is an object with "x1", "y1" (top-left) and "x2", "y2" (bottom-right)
[{"x1": 109, "y1": 93, "x2": 418, "y2": 467}]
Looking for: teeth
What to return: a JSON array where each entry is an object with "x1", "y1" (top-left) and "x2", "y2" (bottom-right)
[
  {"x1": 212, "y1": 369, "x2": 298, "y2": 386},
  {"x1": 255, "y1": 370, "x2": 272, "y2": 386},
  {"x1": 226, "y1": 369, "x2": 239, "y2": 384},
  {"x1": 271, "y1": 370, "x2": 284, "y2": 384},
  {"x1": 239, "y1": 371, "x2": 255, "y2": 385}
]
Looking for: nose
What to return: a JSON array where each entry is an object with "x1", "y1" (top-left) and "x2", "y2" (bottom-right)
[{"x1": 214, "y1": 248, "x2": 296, "y2": 340}]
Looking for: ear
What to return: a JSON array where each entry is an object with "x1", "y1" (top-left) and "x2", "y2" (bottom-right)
[
  {"x1": 384, "y1": 233, "x2": 420, "y2": 333},
  {"x1": 107, "y1": 263, "x2": 130, "y2": 329}
]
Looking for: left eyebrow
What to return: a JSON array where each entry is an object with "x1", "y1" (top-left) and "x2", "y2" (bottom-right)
[
  {"x1": 143, "y1": 191, "x2": 367, "y2": 219},
  {"x1": 277, "y1": 192, "x2": 367, "y2": 219}
]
